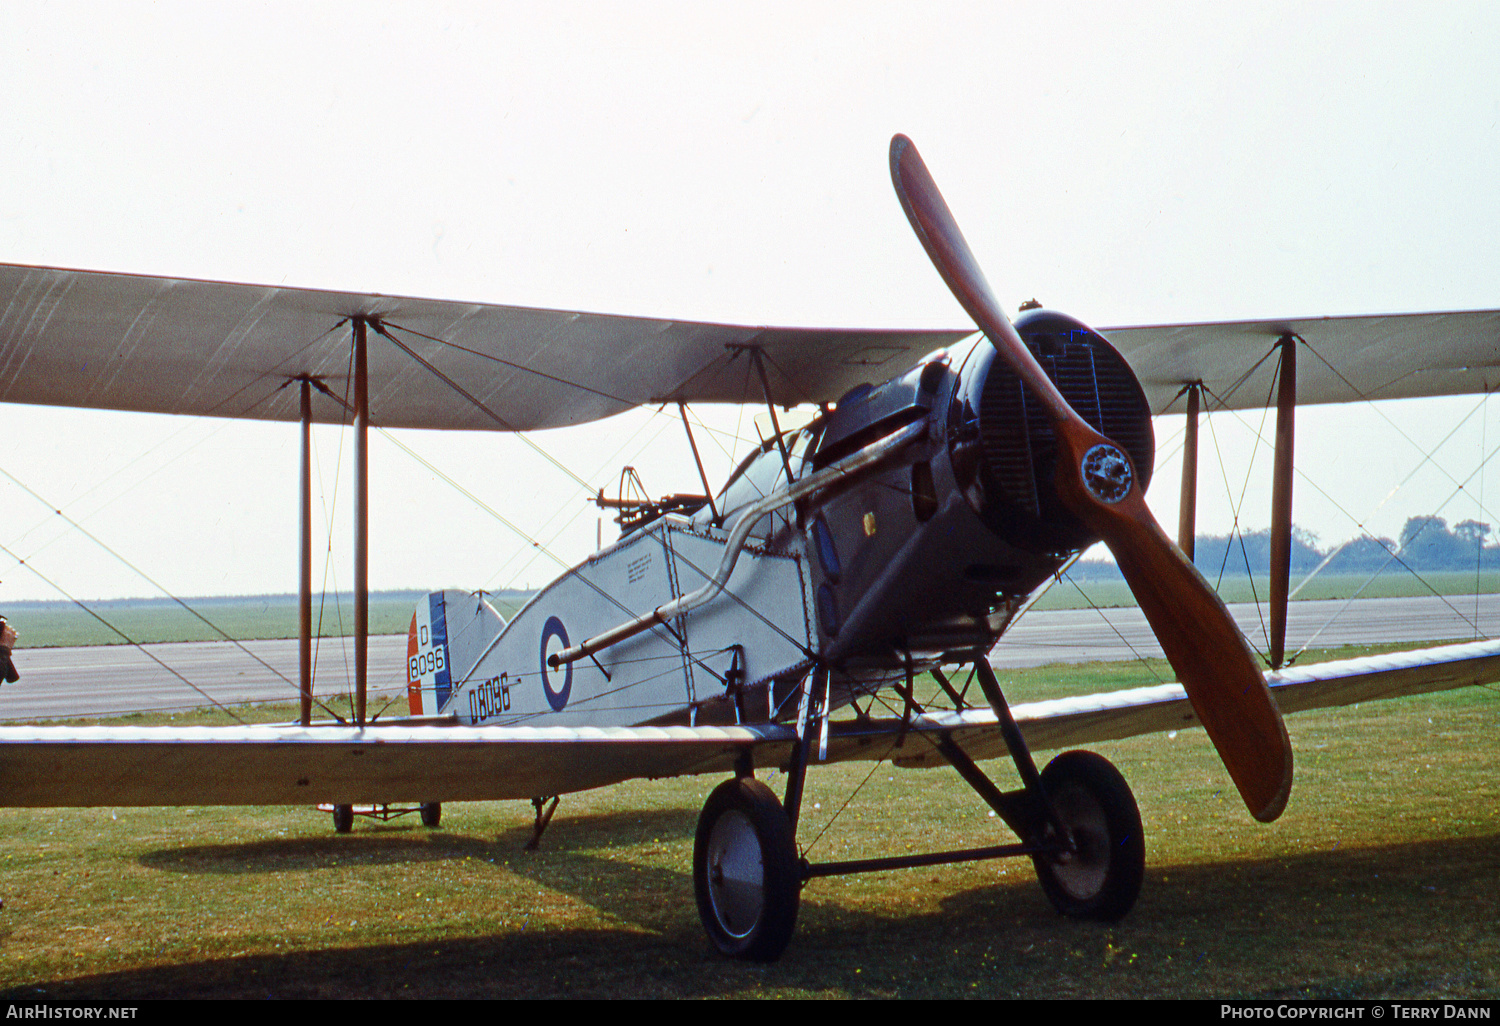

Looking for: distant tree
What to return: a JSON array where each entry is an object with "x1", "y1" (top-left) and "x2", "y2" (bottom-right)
[
  {"x1": 1398, "y1": 515, "x2": 1469, "y2": 568},
  {"x1": 1191, "y1": 529, "x2": 1322, "y2": 577},
  {"x1": 1292, "y1": 525, "x2": 1321, "y2": 551},
  {"x1": 1070, "y1": 515, "x2": 1495, "y2": 582},
  {"x1": 1454, "y1": 519, "x2": 1492, "y2": 549},
  {"x1": 1321, "y1": 534, "x2": 1399, "y2": 573},
  {"x1": 1400, "y1": 515, "x2": 1447, "y2": 550}
]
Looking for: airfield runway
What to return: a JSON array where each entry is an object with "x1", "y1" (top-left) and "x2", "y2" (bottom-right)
[
  {"x1": 1, "y1": 593, "x2": 1497, "y2": 721},
  {"x1": 990, "y1": 591, "x2": 1500, "y2": 667}
]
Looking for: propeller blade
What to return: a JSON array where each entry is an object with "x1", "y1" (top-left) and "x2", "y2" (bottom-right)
[{"x1": 890, "y1": 134, "x2": 1293, "y2": 822}]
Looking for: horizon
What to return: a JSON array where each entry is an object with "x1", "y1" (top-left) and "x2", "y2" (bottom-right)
[{"x1": 9, "y1": 513, "x2": 1497, "y2": 610}]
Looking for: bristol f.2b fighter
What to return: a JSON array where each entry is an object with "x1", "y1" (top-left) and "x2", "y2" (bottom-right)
[{"x1": 2, "y1": 136, "x2": 1499, "y2": 961}]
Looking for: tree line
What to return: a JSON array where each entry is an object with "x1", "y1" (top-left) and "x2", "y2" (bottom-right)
[{"x1": 1071, "y1": 515, "x2": 1498, "y2": 580}]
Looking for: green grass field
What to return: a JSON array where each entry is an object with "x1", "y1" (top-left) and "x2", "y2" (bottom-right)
[
  {"x1": 1032, "y1": 570, "x2": 1500, "y2": 610},
  {"x1": 8, "y1": 591, "x2": 535, "y2": 649},
  {"x1": 0, "y1": 648, "x2": 1494, "y2": 999},
  {"x1": 11, "y1": 571, "x2": 1498, "y2": 649}
]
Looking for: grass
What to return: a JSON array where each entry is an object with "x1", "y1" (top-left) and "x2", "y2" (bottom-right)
[
  {"x1": 1031, "y1": 570, "x2": 1500, "y2": 610},
  {"x1": 7, "y1": 592, "x2": 535, "y2": 649},
  {"x1": 2, "y1": 569, "x2": 1493, "y2": 665},
  {"x1": 0, "y1": 651, "x2": 1495, "y2": 999},
  {"x1": 11, "y1": 569, "x2": 1500, "y2": 649}
]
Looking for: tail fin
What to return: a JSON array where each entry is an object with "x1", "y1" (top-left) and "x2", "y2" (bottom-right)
[{"x1": 407, "y1": 590, "x2": 507, "y2": 716}]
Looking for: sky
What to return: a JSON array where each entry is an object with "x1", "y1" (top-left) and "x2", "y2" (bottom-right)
[{"x1": 3, "y1": 1, "x2": 1500, "y2": 603}]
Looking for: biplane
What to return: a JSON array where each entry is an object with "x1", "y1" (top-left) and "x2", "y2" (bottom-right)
[{"x1": 2, "y1": 136, "x2": 1499, "y2": 961}]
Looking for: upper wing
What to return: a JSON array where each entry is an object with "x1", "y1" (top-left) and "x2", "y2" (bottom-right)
[
  {"x1": 1103, "y1": 311, "x2": 1500, "y2": 414},
  {"x1": 0, "y1": 640, "x2": 1493, "y2": 808},
  {"x1": 0, "y1": 263, "x2": 970, "y2": 431},
  {"x1": 8, "y1": 263, "x2": 1499, "y2": 430}
]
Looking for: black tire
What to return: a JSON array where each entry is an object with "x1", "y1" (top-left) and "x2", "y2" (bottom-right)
[
  {"x1": 1031, "y1": 750, "x2": 1144, "y2": 921},
  {"x1": 420, "y1": 802, "x2": 442, "y2": 828},
  {"x1": 693, "y1": 777, "x2": 801, "y2": 961},
  {"x1": 332, "y1": 804, "x2": 354, "y2": 834}
]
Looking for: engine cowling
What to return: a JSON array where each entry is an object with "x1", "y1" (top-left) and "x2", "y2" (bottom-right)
[
  {"x1": 950, "y1": 308, "x2": 1155, "y2": 555},
  {"x1": 803, "y1": 308, "x2": 1154, "y2": 665}
]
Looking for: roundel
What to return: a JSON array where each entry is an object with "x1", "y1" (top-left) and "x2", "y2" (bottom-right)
[{"x1": 539, "y1": 616, "x2": 573, "y2": 712}]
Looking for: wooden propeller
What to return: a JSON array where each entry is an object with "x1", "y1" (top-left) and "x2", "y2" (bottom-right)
[{"x1": 889, "y1": 134, "x2": 1293, "y2": 822}]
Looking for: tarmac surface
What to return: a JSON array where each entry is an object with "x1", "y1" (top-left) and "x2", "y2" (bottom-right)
[
  {"x1": 990, "y1": 592, "x2": 1500, "y2": 667},
  {"x1": 1, "y1": 593, "x2": 1497, "y2": 721}
]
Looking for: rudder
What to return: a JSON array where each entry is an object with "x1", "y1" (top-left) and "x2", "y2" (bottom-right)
[{"x1": 407, "y1": 590, "x2": 507, "y2": 716}]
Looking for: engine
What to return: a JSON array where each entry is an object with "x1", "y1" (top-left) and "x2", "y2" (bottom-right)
[
  {"x1": 806, "y1": 307, "x2": 1154, "y2": 665},
  {"x1": 952, "y1": 308, "x2": 1155, "y2": 554}
]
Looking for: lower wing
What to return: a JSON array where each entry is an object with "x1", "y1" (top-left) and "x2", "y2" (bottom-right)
[{"x1": 0, "y1": 639, "x2": 1495, "y2": 807}]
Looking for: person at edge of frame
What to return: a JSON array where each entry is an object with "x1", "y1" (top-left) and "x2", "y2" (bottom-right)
[{"x1": 0, "y1": 617, "x2": 18, "y2": 683}]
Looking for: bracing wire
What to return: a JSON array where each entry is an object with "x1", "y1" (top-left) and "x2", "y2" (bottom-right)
[
  {"x1": 1176, "y1": 335, "x2": 1500, "y2": 666},
  {"x1": 1058, "y1": 577, "x2": 1170, "y2": 684},
  {"x1": 372, "y1": 321, "x2": 596, "y2": 493},
  {"x1": 0, "y1": 539, "x2": 249, "y2": 723},
  {"x1": 1476, "y1": 392, "x2": 1488, "y2": 637},
  {"x1": 0, "y1": 311, "x2": 741, "y2": 723},
  {"x1": 374, "y1": 428, "x2": 571, "y2": 574},
  {"x1": 1197, "y1": 371, "x2": 1278, "y2": 657},
  {"x1": 0, "y1": 392, "x2": 358, "y2": 722}
]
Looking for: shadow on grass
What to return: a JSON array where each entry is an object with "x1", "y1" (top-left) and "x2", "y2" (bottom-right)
[
  {"x1": 19, "y1": 830, "x2": 1498, "y2": 998},
  {"x1": 137, "y1": 806, "x2": 700, "y2": 876}
]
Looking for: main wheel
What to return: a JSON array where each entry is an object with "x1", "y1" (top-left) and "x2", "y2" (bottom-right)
[
  {"x1": 332, "y1": 804, "x2": 354, "y2": 834},
  {"x1": 420, "y1": 802, "x2": 442, "y2": 828},
  {"x1": 693, "y1": 778, "x2": 801, "y2": 961},
  {"x1": 1031, "y1": 750, "x2": 1144, "y2": 921}
]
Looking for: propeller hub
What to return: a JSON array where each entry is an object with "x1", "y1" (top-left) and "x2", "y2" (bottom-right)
[{"x1": 1080, "y1": 443, "x2": 1133, "y2": 504}]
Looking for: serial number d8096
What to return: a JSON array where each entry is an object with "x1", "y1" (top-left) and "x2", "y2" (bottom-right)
[
  {"x1": 469, "y1": 674, "x2": 511, "y2": 721},
  {"x1": 409, "y1": 647, "x2": 446, "y2": 681}
]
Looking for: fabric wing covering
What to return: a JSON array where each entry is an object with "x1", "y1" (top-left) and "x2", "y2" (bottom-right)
[
  {"x1": 0, "y1": 263, "x2": 970, "y2": 430},
  {"x1": 0, "y1": 640, "x2": 1494, "y2": 807},
  {"x1": 3, "y1": 263, "x2": 1499, "y2": 428}
]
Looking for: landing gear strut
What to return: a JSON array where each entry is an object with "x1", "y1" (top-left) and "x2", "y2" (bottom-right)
[{"x1": 690, "y1": 660, "x2": 1145, "y2": 961}]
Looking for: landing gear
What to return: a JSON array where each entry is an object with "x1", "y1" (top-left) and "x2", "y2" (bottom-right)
[
  {"x1": 1031, "y1": 750, "x2": 1144, "y2": 921},
  {"x1": 321, "y1": 802, "x2": 444, "y2": 832},
  {"x1": 688, "y1": 663, "x2": 1147, "y2": 961},
  {"x1": 693, "y1": 777, "x2": 801, "y2": 962}
]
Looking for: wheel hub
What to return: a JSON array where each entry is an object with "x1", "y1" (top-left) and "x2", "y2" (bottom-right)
[{"x1": 705, "y1": 809, "x2": 766, "y2": 939}]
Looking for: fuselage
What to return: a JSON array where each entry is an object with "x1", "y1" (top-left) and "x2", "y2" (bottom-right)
[{"x1": 409, "y1": 311, "x2": 1154, "y2": 729}]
